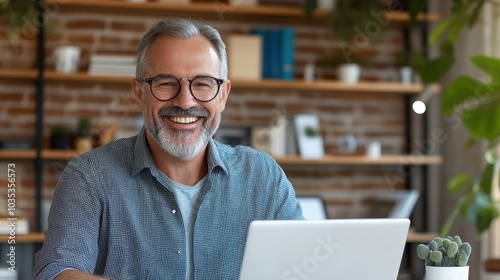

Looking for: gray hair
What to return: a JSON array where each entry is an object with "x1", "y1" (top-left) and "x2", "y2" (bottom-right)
[{"x1": 136, "y1": 18, "x2": 227, "y2": 80}]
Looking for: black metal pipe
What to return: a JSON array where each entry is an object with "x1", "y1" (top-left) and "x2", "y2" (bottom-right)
[
  {"x1": 34, "y1": 0, "x2": 45, "y2": 233},
  {"x1": 420, "y1": 5, "x2": 430, "y2": 233}
]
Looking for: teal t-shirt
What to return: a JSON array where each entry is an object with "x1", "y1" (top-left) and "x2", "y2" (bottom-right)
[{"x1": 161, "y1": 172, "x2": 206, "y2": 280}]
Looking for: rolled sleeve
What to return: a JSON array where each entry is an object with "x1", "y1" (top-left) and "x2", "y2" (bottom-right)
[{"x1": 34, "y1": 159, "x2": 103, "y2": 280}]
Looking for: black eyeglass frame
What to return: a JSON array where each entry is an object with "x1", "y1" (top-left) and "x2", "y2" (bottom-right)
[{"x1": 139, "y1": 75, "x2": 225, "y2": 102}]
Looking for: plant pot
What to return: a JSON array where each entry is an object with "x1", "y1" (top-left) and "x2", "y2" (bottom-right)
[
  {"x1": 50, "y1": 134, "x2": 71, "y2": 149},
  {"x1": 74, "y1": 136, "x2": 93, "y2": 154},
  {"x1": 425, "y1": 266, "x2": 469, "y2": 280},
  {"x1": 337, "y1": 63, "x2": 360, "y2": 84}
]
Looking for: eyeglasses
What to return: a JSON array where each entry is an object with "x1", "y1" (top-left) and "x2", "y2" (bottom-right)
[{"x1": 140, "y1": 75, "x2": 225, "y2": 102}]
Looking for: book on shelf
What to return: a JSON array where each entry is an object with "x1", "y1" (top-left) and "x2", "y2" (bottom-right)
[
  {"x1": 251, "y1": 113, "x2": 298, "y2": 157},
  {"x1": 88, "y1": 54, "x2": 136, "y2": 77},
  {"x1": 294, "y1": 114, "x2": 325, "y2": 159},
  {"x1": 249, "y1": 27, "x2": 295, "y2": 80},
  {"x1": 227, "y1": 34, "x2": 262, "y2": 80},
  {"x1": 0, "y1": 217, "x2": 29, "y2": 235}
]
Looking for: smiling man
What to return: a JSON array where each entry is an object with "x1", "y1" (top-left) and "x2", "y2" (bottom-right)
[{"x1": 34, "y1": 18, "x2": 303, "y2": 280}]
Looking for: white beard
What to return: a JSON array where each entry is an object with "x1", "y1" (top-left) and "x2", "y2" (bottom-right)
[{"x1": 144, "y1": 106, "x2": 221, "y2": 160}]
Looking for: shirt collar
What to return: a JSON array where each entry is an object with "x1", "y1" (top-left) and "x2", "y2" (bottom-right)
[{"x1": 132, "y1": 128, "x2": 228, "y2": 176}]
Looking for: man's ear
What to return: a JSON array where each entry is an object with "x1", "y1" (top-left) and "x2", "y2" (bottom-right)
[
  {"x1": 131, "y1": 79, "x2": 144, "y2": 111},
  {"x1": 218, "y1": 79, "x2": 231, "y2": 111}
]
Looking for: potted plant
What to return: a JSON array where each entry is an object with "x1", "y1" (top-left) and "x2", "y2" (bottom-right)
[
  {"x1": 0, "y1": 0, "x2": 39, "y2": 38},
  {"x1": 404, "y1": 1, "x2": 500, "y2": 277},
  {"x1": 417, "y1": 235, "x2": 472, "y2": 280},
  {"x1": 50, "y1": 124, "x2": 71, "y2": 150},
  {"x1": 303, "y1": 0, "x2": 500, "y2": 275},
  {"x1": 303, "y1": 0, "x2": 385, "y2": 84},
  {"x1": 314, "y1": 53, "x2": 371, "y2": 84},
  {"x1": 74, "y1": 118, "x2": 93, "y2": 154}
]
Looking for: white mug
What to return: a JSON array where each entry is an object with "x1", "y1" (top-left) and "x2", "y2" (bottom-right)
[
  {"x1": 55, "y1": 45, "x2": 81, "y2": 73},
  {"x1": 366, "y1": 142, "x2": 381, "y2": 158},
  {"x1": 400, "y1": 66, "x2": 413, "y2": 84},
  {"x1": 338, "y1": 63, "x2": 361, "y2": 84}
]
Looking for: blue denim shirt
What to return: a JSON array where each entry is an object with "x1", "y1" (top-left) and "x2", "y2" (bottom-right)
[{"x1": 34, "y1": 130, "x2": 303, "y2": 280}]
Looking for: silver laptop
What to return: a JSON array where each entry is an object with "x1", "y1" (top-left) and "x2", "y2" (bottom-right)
[{"x1": 239, "y1": 218, "x2": 410, "y2": 280}]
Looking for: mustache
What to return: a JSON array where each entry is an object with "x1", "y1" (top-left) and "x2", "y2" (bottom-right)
[{"x1": 158, "y1": 106, "x2": 210, "y2": 118}]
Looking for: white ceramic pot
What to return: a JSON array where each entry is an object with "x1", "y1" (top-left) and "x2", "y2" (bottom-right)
[
  {"x1": 318, "y1": 0, "x2": 336, "y2": 10},
  {"x1": 54, "y1": 45, "x2": 81, "y2": 73},
  {"x1": 338, "y1": 63, "x2": 360, "y2": 84},
  {"x1": 426, "y1": 266, "x2": 469, "y2": 280}
]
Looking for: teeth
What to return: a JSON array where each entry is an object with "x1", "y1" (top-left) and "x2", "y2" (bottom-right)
[{"x1": 170, "y1": 116, "x2": 198, "y2": 124}]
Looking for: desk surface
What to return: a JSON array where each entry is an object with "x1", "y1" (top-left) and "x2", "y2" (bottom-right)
[
  {"x1": 406, "y1": 231, "x2": 437, "y2": 243},
  {"x1": 0, "y1": 231, "x2": 437, "y2": 244}
]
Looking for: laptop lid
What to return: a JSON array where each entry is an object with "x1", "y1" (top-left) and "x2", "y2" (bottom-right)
[
  {"x1": 296, "y1": 196, "x2": 327, "y2": 220},
  {"x1": 387, "y1": 190, "x2": 419, "y2": 219},
  {"x1": 239, "y1": 218, "x2": 410, "y2": 280}
]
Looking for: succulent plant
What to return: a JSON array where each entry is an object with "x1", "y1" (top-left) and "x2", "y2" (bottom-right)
[{"x1": 416, "y1": 236, "x2": 472, "y2": 267}]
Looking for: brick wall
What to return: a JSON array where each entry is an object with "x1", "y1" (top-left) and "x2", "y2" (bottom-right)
[{"x1": 0, "y1": 7, "x2": 411, "y2": 229}]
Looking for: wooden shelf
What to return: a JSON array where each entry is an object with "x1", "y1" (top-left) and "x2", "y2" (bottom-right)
[
  {"x1": 0, "y1": 149, "x2": 80, "y2": 160},
  {"x1": 42, "y1": 149, "x2": 80, "y2": 160},
  {"x1": 0, "y1": 69, "x2": 439, "y2": 95},
  {"x1": 0, "y1": 148, "x2": 443, "y2": 165},
  {"x1": 0, "y1": 232, "x2": 45, "y2": 243},
  {"x1": 0, "y1": 149, "x2": 36, "y2": 160},
  {"x1": 233, "y1": 79, "x2": 440, "y2": 94},
  {"x1": 45, "y1": 0, "x2": 440, "y2": 23},
  {"x1": 275, "y1": 155, "x2": 443, "y2": 165},
  {"x1": 0, "y1": 68, "x2": 38, "y2": 80}
]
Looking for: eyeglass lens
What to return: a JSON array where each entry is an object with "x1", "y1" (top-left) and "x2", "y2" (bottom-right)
[{"x1": 150, "y1": 76, "x2": 220, "y2": 101}]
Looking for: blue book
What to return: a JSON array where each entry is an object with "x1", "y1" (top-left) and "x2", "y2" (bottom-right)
[
  {"x1": 250, "y1": 28, "x2": 270, "y2": 79},
  {"x1": 268, "y1": 29, "x2": 281, "y2": 79},
  {"x1": 280, "y1": 27, "x2": 295, "y2": 80}
]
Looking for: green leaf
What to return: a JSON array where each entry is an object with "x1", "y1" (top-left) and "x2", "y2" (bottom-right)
[
  {"x1": 440, "y1": 41, "x2": 455, "y2": 55},
  {"x1": 458, "y1": 192, "x2": 475, "y2": 217},
  {"x1": 441, "y1": 203, "x2": 459, "y2": 236},
  {"x1": 479, "y1": 163, "x2": 495, "y2": 194},
  {"x1": 302, "y1": 0, "x2": 317, "y2": 18},
  {"x1": 429, "y1": 18, "x2": 453, "y2": 45},
  {"x1": 462, "y1": 98, "x2": 500, "y2": 141},
  {"x1": 471, "y1": 55, "x2": 500, "y2": 84},
  {"x1": 464, "y1": 192, "x2": 496, "y2": 234},
  {"x1": 469, "y1": 0, "x2": 486, "y2": 27},
  {"x1": 408, "y1": 0, "x2": 428, "y2": 24},
  {"x1": 449, "y1": 14, "x2": 469, "y2": 43},
  {"x1": 441, "y1": 76, "x2": 482, "y2": 116},
  {"x1": 463, "y1": 136, "x2": 479, "y2": 151},
  {"x1": 448, "y1": 173, "x2": 471, "y2": 195},
  {"x1": 476, "y1": 203, "x2": 499, "y2": 234},
  {"x1": 415, "y1": 50, "x2": 455, "y2": 85}
]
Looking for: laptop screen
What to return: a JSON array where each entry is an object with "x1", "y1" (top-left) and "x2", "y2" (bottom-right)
[{"x1": 239, "y1": 219, "x2": 410, "y2": 280}]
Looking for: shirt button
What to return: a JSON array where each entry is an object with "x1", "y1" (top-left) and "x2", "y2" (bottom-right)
[
  {"x1": 177, "y1": 249, "x2": 182, "y2": 254},
  {"x1": 172, "y1": 209, "x2": 176, "y2": 214}
]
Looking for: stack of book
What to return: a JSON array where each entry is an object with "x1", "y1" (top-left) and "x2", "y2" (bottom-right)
[
  {"x1": 250, "y1": 27, "x2": 295, "y2": 80},
  {"x1": 88, "y1": 54, "x2": 136, "y2": 77}
]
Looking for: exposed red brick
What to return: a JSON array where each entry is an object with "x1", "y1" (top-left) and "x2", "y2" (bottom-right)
[
  {"x1": 65, "y1": 19, "x2": 106, "y2": 30},
  {"x1": 7, "y1": 107, "x2": 35, "y2": 116},
  {"x1": 100, "y1": 35, "x2": 125, "y2": 45},
  {"x1": 77, "y1": 95, "x2": 113, "y2": 104},
  {"x1": 67, "y1": 34, "x2": 96, "y2": 44},
  {"x1": 110, "y1": 21, "x2": 146, "y2": 32}
]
